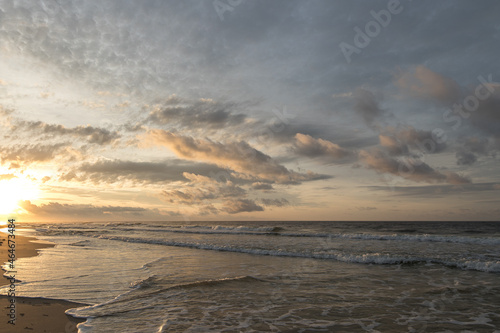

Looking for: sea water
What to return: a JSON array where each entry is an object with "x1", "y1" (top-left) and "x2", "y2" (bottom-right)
[{"x1": 1, "y1": 221, "x2": 499, "y2": 332}]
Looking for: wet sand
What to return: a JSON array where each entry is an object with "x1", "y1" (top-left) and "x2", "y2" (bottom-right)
[{"x1": 0, "y1": 231, "x2": 87, "y2": 332}]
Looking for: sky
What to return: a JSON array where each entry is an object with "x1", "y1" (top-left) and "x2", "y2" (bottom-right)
[{"x1": 0, "y1": 0, "x2": 499, "y2": 222}]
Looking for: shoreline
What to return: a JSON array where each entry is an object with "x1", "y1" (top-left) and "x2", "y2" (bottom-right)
[{"x1": 0, "y1": 230, "x2": 88, "y2": 332}]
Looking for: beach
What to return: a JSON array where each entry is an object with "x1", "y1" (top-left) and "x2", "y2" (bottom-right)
[
  {"x1": 1, "y1": 221, "x2": 497, "y2": 332},
  {"x1": 0, "y1": 231, "x2": 87, "y2": 333}
]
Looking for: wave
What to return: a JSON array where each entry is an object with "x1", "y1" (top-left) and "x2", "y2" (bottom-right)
[
  {"x1": 90, "y1": 225, "x2": 500, "y2": 246},
  {"x1": 279, "y1": 232, "x2": 500, "y2": 246},
  {"x1": 137, "y1": 275, "x2": 262, "y2": 291},
  {"x1": 93, "y1": 235, "x2": 500, "y2": 273},
  {"x1": 67, "y1": 275, "x2": 263, "y2": 320},
  {"x1": 68, "y1": 240, "x2": 92, "y2": 247},
  {"x1": 36, "y1": 223, "x2": 499, "y2": 246}
]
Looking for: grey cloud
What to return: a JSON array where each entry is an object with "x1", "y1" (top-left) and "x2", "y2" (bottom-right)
[
  {"x1": 19, "y1": 200, "x2": 169, "y2": 219},
  {"x1": 199, "y1": 204, "x2": 219, "y2": 216},
  {"x1": 468, "y1": 85, "x2": 500, "y2": 141},
  {"x1": 13, "y1": 120, "x2": 120, "y2": 145},
  {"x1": 146, "y1": 98, "x2": 247, "y2": 130},
  {"x1": 162, "y1": 172, "x2": 247, "y2": 205},
  {"x1": 222, "y1": 199, "x2": 264, "y2": 214},
  {"x1": 62, "y1": 159, "x2": 227, "y2": 184},
  {"x1": 397, "y1": 67, "x2": 500, "y2": 152},
  {"x1": 454, "y1": 137, "x2": 491, "y2": 165},
  {"x1": 0, "y1": 143, "x2": 69, "y2": 164},
  {"x1": 461, "y1": 137, "x2": 490, "y2": 155},
  {"x1": 261, "y1": 198, "x2": 290, "y2": 207},
  {"x1": 357, "y1": 206, "x2": 376, "y2": 211},
  {"x1": 251, "y1": 182, "x2": 274, "y2": 190},
  {"x1": 353, "y1": 89, "x2": 386, "y2": 129},
  {"x1": 359, "y1": 149, "x2": 470, "y2": 184},
  {"x1": 456, "y1": 150, "x2": 477, "y2": 166},
  {"x1": 365, "y1": 182, "x2": 500, "y2": 198}
]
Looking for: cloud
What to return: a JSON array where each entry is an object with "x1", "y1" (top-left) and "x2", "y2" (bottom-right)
[
  {"x1": 454, "y1": 137, "x2": 491, "y2": 165},
  {"x1": 0, "y1": 173, "x2": 16, "y2": 181},
  {"x1": 468, "y1": 84, "x2": 500, "y2": 141},
  {"x1": 365, "y1": 182, "x2": 500, "y2": 198},
  {"x1": 161, "y1": 172, "x2": 246, "y2": 204},
  {"x1": 353, "y1": 89, "x2": 386, "y2": 129},
  {"x1": 251, "y1": 182, "x2": 274, "y2": 190},
  {"x1": 19, "y1": 200, "x2": 169, "y2": 220},
  {"x1": 146, "y1": 97, "x2": 247, "y2": 130},
  {"x1": 160, "y1": 172, "x2": 275, "y2": 214},
  {"x1": 359, "y1": 149, "x2": 470, "y2": 184},
  {"x1": 61, "y1": 159, "x2": 227, "y2": 184},
  {"x1": 455, "y1": 150, "x2": 477, "y2": 166},
  {"x1": 222, "y1": 199, "x2": 264, "y2": 214},
  {"x1": 148, "y1": 130, "x2": 330, "y2": 184},
  {"x1": 396, "y1": 66, "x2": 462, "y2": 104},
  {"x1": 199, "y1": 204, "x2": 219, "y2": 216},
  {"x1": 261, "y1": 198, "x2": 290, "y2": 207},
  {"x1": 357, "y1": 206, "x2": 376, "y2": 211},
  {"x1": 379, "y1": 126, "x2": 446, "y2": 156},
  {"x1": 293, "y1": 133, "x2": 352, "y2": 162},
  {"x1": 378, "y1": 134, "x2": 409, "y2": 156},
  {"x1": 12, "y1": 120, "x2": 120, "y2": 145},
  {"x1": 396, "y1": 67, "x2": 500, "y2": 151},
  {"x1": 0, "y1": 143, "x2": 70, "y2": 165}
]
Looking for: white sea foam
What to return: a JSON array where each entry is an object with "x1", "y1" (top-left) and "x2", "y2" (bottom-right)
[
  {"x1": 92, "y1": 235, "x2": 500, "y2": 273},
  {"x1": 65, "y1": 223, "x2": 500, "y2": 246}
]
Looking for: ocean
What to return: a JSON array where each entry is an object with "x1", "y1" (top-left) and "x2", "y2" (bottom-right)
[{"x1": 2, "y1": 221, "x2": 500, "y2": 332}]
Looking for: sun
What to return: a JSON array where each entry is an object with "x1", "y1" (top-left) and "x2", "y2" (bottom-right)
[{"x1": 0, "y1": 176, "x2": 40, "y2": 215}]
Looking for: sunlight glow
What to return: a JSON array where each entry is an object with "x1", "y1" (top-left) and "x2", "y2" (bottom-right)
[{"x1": 0, "y1": 177, "x2": 40, "y2": 215}]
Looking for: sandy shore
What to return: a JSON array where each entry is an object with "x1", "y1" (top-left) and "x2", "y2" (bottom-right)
[{"x1": 0, "y1": 230, "x2": 87, "y2": 332}]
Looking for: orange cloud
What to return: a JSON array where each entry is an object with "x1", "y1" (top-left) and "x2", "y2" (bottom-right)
[{"x1": 148, "y1": 130, "x2": 329, "y2": 184}]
